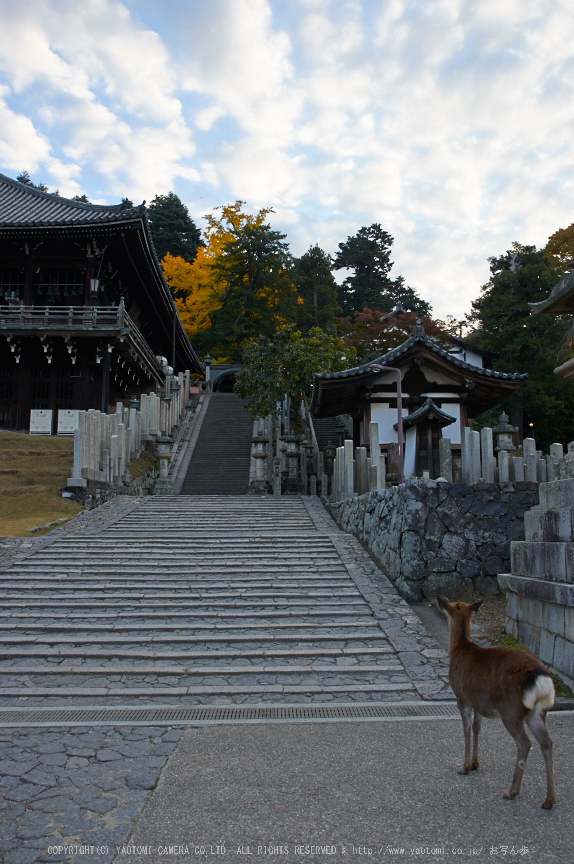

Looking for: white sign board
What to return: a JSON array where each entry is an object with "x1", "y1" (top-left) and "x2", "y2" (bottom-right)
[
  {"x1": 57, "y1": 409, "x2": 80, "y2": 436},
  {"x1": 30, "y1": 409, "x2": 53, "y2": 435}
]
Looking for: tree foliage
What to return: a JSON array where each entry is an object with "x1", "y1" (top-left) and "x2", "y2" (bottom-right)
[
  {"x1": 544, "y1": 223, "x2": 574, "y2": 267},
  {"x1": 235, "y1": 327, "x2": 357, "y2": 420},
  {"x1": 206, "y1": 204, "x2": 299, "y2": 361},
  {"x1": 337, "y1": 308, "x2": 451, "y2": 363},
  {"x1": 16, "y1": 170, "x2": 48, "y2": 192},
  {"x1": 332, "y1": 223, "x2": 431, "y2": 317},
  {"x1": 162, "y1": 251, "x2": 222, "y2": 343},
  {"x1": 467, "y1": 242, "x2": 574, "y2": 449},
  {"x1": 292, "y1": 245, "x2": 340, "y2": 333},
  {"x1": 148, "y1": 192, "x2": 202, "y2": 264}
]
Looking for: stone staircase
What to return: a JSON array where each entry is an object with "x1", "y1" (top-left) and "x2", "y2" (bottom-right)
[
  {"x1": 0, "y1": 497, "x2": 449, "y2": 707},
  {"x1": 180, "y1": 394, "x2": 253, "y2": 495}
]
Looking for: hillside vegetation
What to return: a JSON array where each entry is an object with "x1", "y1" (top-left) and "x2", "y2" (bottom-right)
[{"x1": 0, "y1": 431, "x2": 81, "y2": 537}]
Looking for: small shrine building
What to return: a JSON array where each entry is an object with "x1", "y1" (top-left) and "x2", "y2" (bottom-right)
[{"x1": 311, "y1": 320, "x2": 527, "y2": 480}]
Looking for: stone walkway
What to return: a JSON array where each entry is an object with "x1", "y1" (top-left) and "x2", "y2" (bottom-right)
[{"x1": 0, "y1": 495, "x2": 452, "y2": 863}]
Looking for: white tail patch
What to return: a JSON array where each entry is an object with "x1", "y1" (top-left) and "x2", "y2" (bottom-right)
[{"x1": 522, "y1": 674, "x2": 555, "y2": 712}]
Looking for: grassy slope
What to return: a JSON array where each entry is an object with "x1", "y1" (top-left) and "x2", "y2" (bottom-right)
[{"x1": 0, "y1": 431, "x2": 82, "y2": 537}]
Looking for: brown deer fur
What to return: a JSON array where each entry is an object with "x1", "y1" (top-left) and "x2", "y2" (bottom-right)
[{"x1": 437, "y1": 595, "x2": 556, "y2": 809}]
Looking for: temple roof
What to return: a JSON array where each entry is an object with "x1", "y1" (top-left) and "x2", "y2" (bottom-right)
[
  {"x1": 0, "y1": 173, "x2": 145, "y2": 227},
  {"x1": 311, "y1": 320, "x2": 527, "y2": 418},
  {"x1": 393, "y1": 398, "x2": 456, "y2": 431},
  {"x1": 0, "y1": 174, "x2": 203, "y2": 374},
  {"x1": 529, "y1": 268, "x2": 574, "y2": 315}
]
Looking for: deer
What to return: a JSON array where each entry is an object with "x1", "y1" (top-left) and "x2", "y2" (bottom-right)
[{"x1": 437, "y1": 595, "x2": 556, "y2": 809}]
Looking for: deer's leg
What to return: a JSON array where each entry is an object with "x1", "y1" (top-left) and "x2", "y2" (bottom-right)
[
  {"x1": 457, "y1": 700, "x2": 474, "y2": 774},
  {"x1": 500, "y1": 712, "x2": 531, "y2": 800},
  {"x1": 526, "y1": 709, "x2": 556, "y2": 810},
  {"x1": 470, "y1": 710, "x2": 481, "y2": 770}
]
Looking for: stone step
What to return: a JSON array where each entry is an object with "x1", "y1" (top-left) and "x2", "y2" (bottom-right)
[
  {"x1": 0, "y1": 610, "x2": 374, "y2": 622},
  {"x1": 0, "y1": 646, "x2": 393, "y2": 660},
  {"x1": 0, "y1": 590, "x2": 361, "y2": 600},
  {"x1": 0, "y1": 632, "x2": 387, "y2": 644},
  {"x1": 0, "y1": 600, "x2": 365, "y2": 610},
  {"x1": 0, "y1": 663, "x2": 402, "y2": 676},
  {"x1": 0, "y1": 620, "x2": 379, "y2": 632},
  {"x1": 0, "y1": 682, "x2": 415, "y2": 700}
]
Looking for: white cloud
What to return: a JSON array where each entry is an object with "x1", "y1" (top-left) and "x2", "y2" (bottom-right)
[{"x1": 1, "y1": 0, "x2": 574, "y2": 320}]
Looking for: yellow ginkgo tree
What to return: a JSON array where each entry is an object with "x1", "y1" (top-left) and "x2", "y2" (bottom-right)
[{"x1": 161, "y1": 202, "x2": 300, "y2": 362}]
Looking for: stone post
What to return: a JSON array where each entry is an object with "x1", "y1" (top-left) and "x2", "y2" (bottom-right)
[
  {"x1": 498, "y1": 450, "x2": 510, "y2": 483},
  {"x1": 480, "y1": 427, "x2": 495, "y2": 483},
  {"x1": 438, "y1": 437, "x2": 453, "y2": 483},
  {"x1": 536, "y1": 459, "x2": 547, "y2": 483},
  {"x1": 369, "y1": 422, "x2": 382, "y2": 489},
  {"x1": 461, "y1": 426, "x2": 471, "y2": 484},
  {"x1": 67, "y1": 411, "x2": 88, "y2": 487},
  {"x1": 344, "y1": 439, "x2": 355, "y2": 497},
  {"x1": 356, "y1": 446, "x2": 368, "y2": 495},
  {"x1": 510, "y1": 456, "x2": 525, "y2": 481},
  {"x1": 525, "y1": 453, "x2": 537, "y2": 482}
]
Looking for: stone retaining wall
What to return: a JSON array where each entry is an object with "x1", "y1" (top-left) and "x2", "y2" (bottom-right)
[{"x1": 327, "y1": 479, "x2": 539, "y2": 602}]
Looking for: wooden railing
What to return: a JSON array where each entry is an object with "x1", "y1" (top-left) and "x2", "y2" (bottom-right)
[
  {"x1": 0, "y1": 304, "x2": 164, "y2": 379},
  {"x1": 0, "y1": 305, "x2": 122, "y2": 328}
]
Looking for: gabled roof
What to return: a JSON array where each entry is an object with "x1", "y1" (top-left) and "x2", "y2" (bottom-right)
[
  {"x1": 311, "y1": 320, "x2": 527, "y2": 417},
  {"x1": 0, "y1": 172, "x2": 145, "y2": 227},
  {"x1": 315, "y1": 320, "x2": 525, "y2": 384},
  {"x1": 393, "y1": 398, "x2": 456, "y2": 431}
]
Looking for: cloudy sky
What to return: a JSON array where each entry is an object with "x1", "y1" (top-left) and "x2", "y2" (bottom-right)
[{"x1": 0, "y1": 0, "x2": 573, "y2": 319}]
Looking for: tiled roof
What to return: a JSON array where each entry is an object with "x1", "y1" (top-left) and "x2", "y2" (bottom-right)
[
  {"x1": 0, "y1": 172, "x2": 145, "y2": 227},
  {"x1": 313, "y1": 321, "x2": 527, "y2": 383},
  {"x1": 393, "y1": 398, "x2": 456, "y2": 430}
]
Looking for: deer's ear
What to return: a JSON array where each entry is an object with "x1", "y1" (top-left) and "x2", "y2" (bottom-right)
[
  {"x1": 470, "y1": 600, "x2": 483, "y2": 614},
  {"x1": 437, "y1": 595, "x2": 452, "y2": 615}
]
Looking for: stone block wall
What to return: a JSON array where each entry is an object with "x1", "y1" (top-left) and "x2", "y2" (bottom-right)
[
  {"x1": 499, "y1": 477, "x2": 574, "y2": 689},
  {"x1": 327, "y1": 479, "x2": 539, "y2": 603}
]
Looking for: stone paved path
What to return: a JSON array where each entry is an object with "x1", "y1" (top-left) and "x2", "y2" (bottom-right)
[{"x1": 0, "y1": 494, "x2": 451, "y2": 863}]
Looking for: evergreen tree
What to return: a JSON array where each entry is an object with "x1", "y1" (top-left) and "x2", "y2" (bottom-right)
[
  {"x1": 332, "y1": 224, "x2": 430, "y2": 315},
  {"x1": 16, "y1": 170, "x2": 48, "y2": 192},
  {"x1": 293, "y1": 245, "x2": 341, "y2": 333},
  {"x1": 467, "y1": 242, "x2": 574, "y2": 449},
  {"x1": 208, "y1": 221, "x2": 297, "y2": 360},
  {"x1": 147, "y1": 192, "x2": 202, "y2": 264}
]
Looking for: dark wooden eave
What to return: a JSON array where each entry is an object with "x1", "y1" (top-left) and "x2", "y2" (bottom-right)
[{"x1": 0, "y1": 173, "x2": 203, "y2": 375}]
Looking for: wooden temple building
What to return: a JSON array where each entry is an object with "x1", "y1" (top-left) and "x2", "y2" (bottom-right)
[
  {"x1": 0, "y1": 173, "x2": 202, "y2": 431},
  {"x1": 311, "y1": 319, "x2": 527, "y2": 480}
]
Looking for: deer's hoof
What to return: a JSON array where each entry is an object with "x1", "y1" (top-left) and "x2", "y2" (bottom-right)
[
  {"x1": 470, "y1": 760, "x2": 479, "y2": 770},
  {"x1": 458, "y1": 765, "x2": 471, "y2": 775},
  {"x1": 503, "y1": 791, "x2": 517, "y2": 800},
  {"x1": 541, "y1": 798, "x2": 555, "y2": 810}
]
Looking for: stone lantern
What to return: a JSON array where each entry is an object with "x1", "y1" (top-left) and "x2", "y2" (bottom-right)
[
  {"x1": 152, "y1": 431, "x2": 175, "y2": 495},
  {"x1": 492, "y1": 411, "x2": 519, "y2": 453},
  {"x1": 281, "y1": 433, "x2": 301, "y2": 494},
  {"x1": 324, "y1": 440, "x2": 336, "y2": 476},
  {"x1": 250, "y1": 431, "x2": 271, "y2": 494}
]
